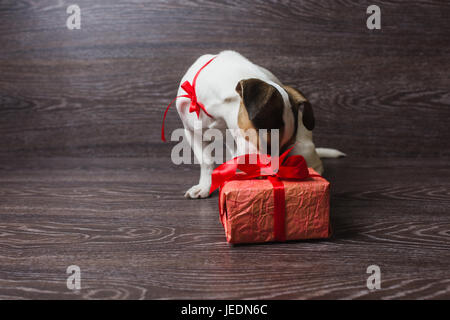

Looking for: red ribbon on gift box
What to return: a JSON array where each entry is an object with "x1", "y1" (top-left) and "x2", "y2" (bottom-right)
[
  {"x1": 161, "y1": 57, "x2": 216, "y2": 142},
  {"x1": 210, "y1": 147, "x2": 320, "y2": 242}
]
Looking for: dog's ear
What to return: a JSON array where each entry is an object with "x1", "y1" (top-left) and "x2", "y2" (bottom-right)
[
  {"x1": 235, "y1": 78, "x2": 284, "y2": 129},
  {"x1": 282, "y1": 85, "x2": 315, "y2": 131}
]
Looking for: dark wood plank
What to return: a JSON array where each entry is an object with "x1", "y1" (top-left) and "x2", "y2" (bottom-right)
[
  {"x1": 0, "y1": 156, "x2": 449, "y2": 299},
  {"x1": 0, "y1": 0, "x2": 449, "y2": 157}
]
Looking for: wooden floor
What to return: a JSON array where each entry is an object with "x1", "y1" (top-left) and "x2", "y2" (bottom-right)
[{"x1": 0, "y1": 155, "x2": 449, "y2": 299}]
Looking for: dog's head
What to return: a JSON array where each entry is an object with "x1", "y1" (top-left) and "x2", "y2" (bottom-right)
[{"x1": 235, "y1": 78, "x2": 315, "y2": 153}]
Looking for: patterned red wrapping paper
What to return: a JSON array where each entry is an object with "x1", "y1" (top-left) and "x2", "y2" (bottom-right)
[{"x1": 218, "y1": 168, "x2": 331, "y2": 244}]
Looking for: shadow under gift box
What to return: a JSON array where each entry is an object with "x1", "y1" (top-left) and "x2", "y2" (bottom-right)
[{"x1": 219, "y1": 168, "x2": 331, "y2": 244}]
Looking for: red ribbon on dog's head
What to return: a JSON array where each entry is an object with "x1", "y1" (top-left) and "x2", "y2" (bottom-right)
[{"x1": 161, "y1": 57, "x2": 216, "y2": 142}]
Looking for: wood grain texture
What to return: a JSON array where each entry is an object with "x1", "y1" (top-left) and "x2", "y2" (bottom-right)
[
  {"x1": 0, "y1": 0, "x2": 449, "y2": 300},
  {"x1": 0, "y1": 156, "x2": 449, "y2": 299},
  {"x1": 0, "y1": 0, "x2": 449, "y2": 157}
]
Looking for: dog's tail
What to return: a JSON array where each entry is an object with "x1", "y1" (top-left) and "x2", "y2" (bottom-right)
[{"x1": 316, "y1": 148, "x2": 346, "y2": 158}]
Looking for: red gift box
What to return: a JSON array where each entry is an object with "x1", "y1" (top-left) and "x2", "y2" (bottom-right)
[{"x1": 210, "y1": 150, "x2": 331, "y2": 244}]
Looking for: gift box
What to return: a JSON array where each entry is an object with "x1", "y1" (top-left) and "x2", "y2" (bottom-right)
[
  {"x1": 218, "y1": 168, "x2": 330, "y2": 244},
  {"x1": 210, "y1": 150, "x2": 331, "y2": 244}
]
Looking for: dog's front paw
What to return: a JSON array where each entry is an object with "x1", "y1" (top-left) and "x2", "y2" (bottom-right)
[{"x1": 184, "y1": 184, "x2": 211, "y2": 199}]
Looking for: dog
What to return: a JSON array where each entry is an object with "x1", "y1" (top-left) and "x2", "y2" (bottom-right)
[{"x1": 175, "y1": 51, "x2": 345, "y2": 199}]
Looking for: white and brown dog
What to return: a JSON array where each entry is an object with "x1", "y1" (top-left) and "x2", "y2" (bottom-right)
[{"x1": 175, "y1": 50, "x2": 345, "y2": 199}]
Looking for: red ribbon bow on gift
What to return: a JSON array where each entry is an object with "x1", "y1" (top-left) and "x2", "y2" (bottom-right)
[
  {"x1": 210, "y1": 147, "x2": 319, "y2": 242},
  {"x1": 161, "y1": 57, "x2": 216, "y2": 142}
]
